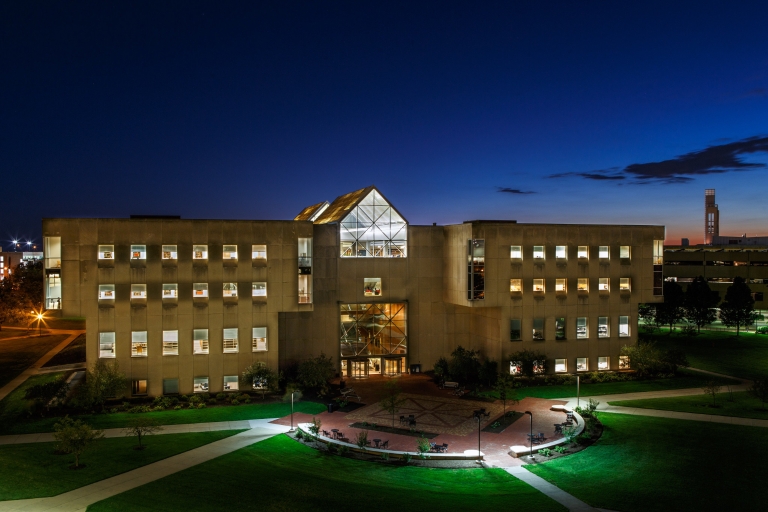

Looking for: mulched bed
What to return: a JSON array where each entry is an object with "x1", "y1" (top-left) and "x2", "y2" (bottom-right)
[
  {"x1": 349, "y1": 422, "x2": 438, "y2": 439},
  {"x1": 482, "y1": 411, "x2": 524, "y2": 433},
  {"x1": 521, "y1": 420, "x2": 604, "y2": 465}
]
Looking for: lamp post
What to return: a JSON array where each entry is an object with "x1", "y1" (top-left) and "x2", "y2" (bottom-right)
[
  {"x1": 472, "y1": 408, "x2": 490, "y2": 464},
  {"x1": 577, "y1": 375, "x2": 580, "y2": 408},
  {"x1": 36, "y1": 313, "x2": 44, "y2": 337},
  {"x1": 524, "y1": 411, "x2": 533, "y2": 461},
  {"x1": 289, "y1": 390, "x2": 297, "y2": 432}
]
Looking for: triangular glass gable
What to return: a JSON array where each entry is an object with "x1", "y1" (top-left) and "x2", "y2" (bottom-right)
[{"x1": 338, "y1": 188, "x2": 407, "y2": 258}]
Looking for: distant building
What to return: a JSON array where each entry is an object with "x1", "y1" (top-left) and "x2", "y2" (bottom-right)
[
  {"x1": 712, "y1": 235, "x2": 768, "y2": 246},
  {"x1": 0, "y1": 252, "x2": 23, "y2": 281},
  {"x1": 704, "y1": 189, "x2": 719, "y2": 245},
  {"x1": 681, "y1": 238, "x2": 689, "y2": 246}
]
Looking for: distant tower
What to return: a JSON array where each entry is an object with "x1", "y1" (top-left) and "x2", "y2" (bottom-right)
[{"x1": 704, "y1": 189, "x2": 719, "y2": 244}]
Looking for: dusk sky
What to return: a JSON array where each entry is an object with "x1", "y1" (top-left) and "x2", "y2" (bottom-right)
[{"x1": 3, "y1": 1, "x2": 768, "y2": 247}]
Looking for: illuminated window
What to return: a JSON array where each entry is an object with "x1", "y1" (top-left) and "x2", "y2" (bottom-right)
[
  {"x1": 252, "y1": 282, "x2": 267, "y2": 297},
  {"x1": 619, "y1": 355, "x2": 630, "y2": 369},
  {"x1": 193, "y1": 377, "x2": 209, "y2": 393},
  {"x1": 131, "y1": 284, "x2": 146, "y2": 300},
  {"x1": 510, "y1": 360, "x2": 521, "y2": 375},
  {"x1": 193, "y1": 245, "x2": 208, "y2": 260},
  {"x1": 620, "y1": 246, "x2": 631, "y2": 259},
  {"x1": 619, "y1": 316, "x2": 630, "y2": 337},
  {"x1": 620, "y1": 278, "x2": 631, "y2": 291},
  {"x1": 131, "y1": 331, "x2": 148, "y2": 357},
  {"x1": 223, "y1": 328, "x2": 238, "y2": 353},
  {"x1": 132, "y1": 380, "x2": 147, "y2": 395},
  {"x1": 467, "y1": 240, "x2": 485, "y2": 300},
  {"x1": 162, "y1": 245, "x2": 177, "y2": 260},
  {"x1": 364, "y1": 278, "x2": 381, "y2": 296},
  {"x1": 533, "y1": 318, "x2": 544, "y2": 340},
  {"x1": 510, "y1": 319, "x2": 521, "y2": 341},
  {"x1": 98, "y1": 245, "x2": 114, "y2": 260},
  {"x1": 339, "y1": 189, "x2": 407, "y2": 258},
  {"x1": 298, "y1": 238, "x2": 313, "y2": 304},
  {"x1": 533, "y1": 246, "x2": 545, "y2": 259},
  {"x1": 223, "y1": 283, "x2": 238, "y2": 297},
  {"x1": 252, "y1": 244, "x2": 267, "y2": 260},
  {"x1": 252, "y1": 327, "x2": 267, "y2": 352},
  {"x1": 598, "y1": 356, "x2": 609, "y2": 370},
  {"x1": 555, "y1": 278, "x2": 566, "y2": 292},
  {"x1": 599, "y1": 278, "x2": 610, "y2": 291},
  {"x1": 555, "y1": 359, "x2": 567, "y2": 373},
  {"x1": 224, "y1": 376, "x2": 239, "y2": 391},
  {"x1": 163, "y1": 330, "x2": 178, "y2": 355},
  {"x1": 533, "y1": 279, "x2": 544, "y2": 292},
  {"x1": 578, "y1": 246, "x2": 589, "y2": 259},
  {"x1": 510, "y1": 279, "x2": 522, "y2": 292},
  {"x1": 193, "y1": 283, "x2": 208, "y2": 298},
  {"x1": 556, "y1": 245, "x2": 567, "y2": 259},
  {"x1": 555, "y1": 317, "x2": 565, "y2": 340},
  {"x1": 577, "y1": 278, "x2": 589, "y2": 292},
  {"x1": 99, "y1": 284, "x2": 115, "y2": 300},
  {"x1": 598, "y1": 316, "x2": 609, "y2": 337},
  {"x1": 576, "y1": 357, "x2": 588, "y2": 372},
  {"x1": 653, "y1": 240, "x2": 664, "y2": 295},
  {"x1": 99, "y1": 332, "x2": 115, "y2": 358},
  {"x1": 577, "y1": 317, "x2": 588, "y2": 338},
  {"x1": 162, "y1": 283, "x2": 178, "y2": 298},
  {"x1": 599, "y1": 246, "x2": 610, "y2": 259},
  {"x1": 223, "y1": 245, "x2": 238, "y2": 260},
  {"x1": 130, "y1": 245, "x2": 146, "y2": 260},
  {"x1": 193, "y1": 329, "x2": 209, "y2": 354},
  {"x1": 510, "y1": 246, "x2": 522, "y2": 259}
]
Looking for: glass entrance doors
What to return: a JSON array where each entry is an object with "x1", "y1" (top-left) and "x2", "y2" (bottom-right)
[{"x1": 351, "y1": 360, "x2": 367, "y2": 379}]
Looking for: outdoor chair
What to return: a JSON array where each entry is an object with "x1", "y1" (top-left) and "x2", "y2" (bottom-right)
[
  {"x1": 381, "y1": 440, "x2": 389, "y2": 449},
  {"x1": 554, "y1": 424, "x2": 563, "y2": 434},
  {"x1": 322, "y1": 430, "x2": 330, "y2": 437},
  {"x1": 440, "y1": 443, "x2": 448, "y2": 453}
]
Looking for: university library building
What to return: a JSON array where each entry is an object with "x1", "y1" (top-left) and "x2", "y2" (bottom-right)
[{"x1": 42, "y1": 186, "x2": 665, "y2": 396}]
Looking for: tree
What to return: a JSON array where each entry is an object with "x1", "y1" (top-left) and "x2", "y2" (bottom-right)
[
  {"x1": 53, "y1": 416, "x2": 104, "y2": 468},
  {"x1": 719, "y1": 277, "x2": 755, "y2": 336},
  {"x1": 81, "y1": 359, "x2": 128, "y2": 411},
  {"x1": 433, "y1": 357, "x2": 449, "y2": 386},
  {"x1": 242, "y1": 363, "x2": 279, "y2": 399},
  {"x1": 655, "y1": 281, "x2": 686, "y2": 334},
  {"x1": 0, "y1": 259, "x2": 43, "y2": 330},
  {"x1": 749, "y1": 379, "x2": 768, "y2": 410},
  {"x1": 638, "y1": 304, "x2": 658, "y2": 332},
  {"x1": 494, "y1": 374, "x2": 519, "y2": 416},
  {"x1": 24, "y1": 375, "x2": 69, "y2": 415},
  {"x1": 702, "y1": 381, "x2": 722, "y2": 407},
  {"x1": 123, "y1": 417, "x2": 163, "y2": 449},
  {"x1": 620, "y1": 343, "x2": 687, "y2": 378},
  {"x1": 448, "y1": 346, "x2": 481, "y2": 386},
  {"x1": 297, "y1": 353, "x2": 335, "y2": 397},
  {"x1": 684, "y1": 276, "x2": 720, "y2": 333},
  {"x1": 380, "y1": 378, "x2": 406, "y2": 428}
]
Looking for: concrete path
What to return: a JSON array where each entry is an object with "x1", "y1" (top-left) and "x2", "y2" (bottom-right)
[
  {"x1": 0, "y1": 330, "x2": 84, "y2": 402},
  {"x1": 505, "y1": 466, "x2": 598, "y2": 511},
  {"x1": 0, "y1": 419, "x2": 289, "y2": 512},
  {"x1": 592, "y1": 404, "x2": 768, "y2": 427},
  {"x1": 0, "y1": 419, "x2": 256, "y2": 446}
]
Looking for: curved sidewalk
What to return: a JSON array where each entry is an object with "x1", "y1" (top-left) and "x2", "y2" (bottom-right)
[{"x1": 0, "y1": 419, "x2": 289, "y2": 512}]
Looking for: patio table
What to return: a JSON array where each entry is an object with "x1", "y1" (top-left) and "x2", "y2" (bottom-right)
[{"x1": 373, "y1": 439, "x2": 381, "y2": 448}]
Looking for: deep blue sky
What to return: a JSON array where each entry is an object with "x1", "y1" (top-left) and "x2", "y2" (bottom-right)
[{"x1": 3, "y1": 1, "x2": 768, "y2": 247}]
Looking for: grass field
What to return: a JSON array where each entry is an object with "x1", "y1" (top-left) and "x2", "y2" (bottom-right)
[
  {"x1": 649, "y1": 329, "x2": 768, "y2": 380},
  {"x1": 609, "y1": 391, "x2": 768, "y2": 419},
  {"x1": 0, "y1": 430, "x2": 243, "y2": 500},
  {"x1": 0, "y1": 333, "x2": 69, "y2": 388},
  {"x1": 528, "y1": 413, "x2": 768, "y2": 511},
  {"x1": 42, "y1": 333, "x2": 86, "y2": 367},
  {"x1": 87, "y1": 434, "x2": 566, "y2": 512},
  {"x1": 481, "y1": 368, "x2": 739, "y2": 401},
  {"x1": 0, "y1": 386, "x2": 326, "y2": 435}
]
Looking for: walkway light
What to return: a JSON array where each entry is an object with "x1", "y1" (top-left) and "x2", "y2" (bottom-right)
[
  {"x1": 524, "y1": 411, "x2": 534, "y2": 461},
  {"x1": 473, "y1": 408, "x2": 490, "y2": 464}
]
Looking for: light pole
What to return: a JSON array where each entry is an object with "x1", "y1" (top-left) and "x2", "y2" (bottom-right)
[
  {"x1": 577, "y1": 375, "x2": 580, "y2": 408},
  {"x1": 37, "y1": 313, "x2": 44, "y2": 337},
  {"x1": 289, "y1": 390, "x2": 297, "y2": 432},
  {"x1": 472, "y1": 408, "x2": 490, "y2": 464},
  {"x1": 524, "y1": 411, "x2": 534, "y2": 462}
]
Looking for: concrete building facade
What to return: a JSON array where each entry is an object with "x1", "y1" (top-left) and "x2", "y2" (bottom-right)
[{"x1": 43, "y1": 186, "x2": 665, "y2": 395}]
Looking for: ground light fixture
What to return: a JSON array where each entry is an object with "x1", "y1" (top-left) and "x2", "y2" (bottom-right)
[
  {"x1": 289, "y1": 390, "x2": 298, "y2": 432},
  {"x1": 472, "y1": 408, "x2": 490, "y2": 464},
  {"x1": 524, "y1": 411, "x2": 533, "y2": 461},
  {"x1": 31, "y1": 310, "x2": 45, "y2": 337}
]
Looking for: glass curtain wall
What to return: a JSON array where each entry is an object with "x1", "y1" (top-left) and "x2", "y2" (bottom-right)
[
  {"x1": 340, "y1": 303, "x2": 407, "y2": 359},
  {"x1": 339, "y1": 190, "x2": 407, "y2": 257}
]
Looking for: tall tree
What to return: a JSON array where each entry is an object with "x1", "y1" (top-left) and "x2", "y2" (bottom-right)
[
  {"x1": 380, "y1": 378, "x2": 406, "y2": 428},
  {"x1": 719, "y1": 277, "x2": 755, "y2": 336},
  {"x1": 655, "y1": 281, "x2": 686, "y2": 334},
  {"x1": 0, "y1": 259, "x2": 43, "y2": 330},
  {"x1": 683, "y1": 276, "x2": 720, "y2": 333}
]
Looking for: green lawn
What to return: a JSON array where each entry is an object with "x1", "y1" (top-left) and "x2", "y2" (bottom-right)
[
  {"x1": 649, "y1": 329, "x2": 768, "y2": 380},
  {"x1": 0, "y1": 333, "x2": 69, "y2": 388},
  {"x1": 0, "y1": 372, "x2": 67, "y2": 431},
  {"x1": 43, "y1": 333, "x2": 85, "y2": 367},
  {"x1": 87, "y1": 434, "x2": 566, "y2": 512},
  {"x1": 1, "y1": 395, "x2": 326, "y2": 435},
  {"x1": 0, "y1": 430, "x2": 243, "y2": 500},
  {"x1": 528, "y1": 413, "x2": 768, "y2": 511},
  {"x1": 609, "y1": 391, "x2": 768, "y2": 419},
  {"x1": 483, "y1": 368, "x2": 739, "y2": 401}
]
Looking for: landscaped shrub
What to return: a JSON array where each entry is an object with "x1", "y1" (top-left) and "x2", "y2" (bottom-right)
[
  {"x1": 216, "y1": 393, "x2": 227, "y2": 401},
  {"x1": 230, "y1": 399, "x2": 240, "y2": 406},
  {"x1": 620, "y1": 342, "x2": 688, "y2": 378},
  {"x1": 543, "y1": 374, "x2": 575, "y2": 386},
  {"x1": 128, "y1": 405, "x2": 151, "y2": 414},
  {"x1": 173, "y1": 405, "x2": 182, "y2": 410},
  {"x1": 309, "y1": 417, "x2": 321, "y2": 435},
  {"x1": 188, "y1": 395, "x2": 203, "y2": 405},
  {"x1": 207, "y1": 398, "x2": 217, "y2": 405},
  {"x1": 554, "y1": 445, "x2": 566, "y2": 454},
  {"x1": 538, "y1": 448, "x2": 551, "y2": 457},
  {"x1": 355, "y1": 430, "x2": 369, "y2": 450},
  {"x1": 179, "y1": 395, "x2": 189, "y2": 402},
  {"x1": 433, "y1": 357, "x2": 449, "y2": 385},
  {"x1": 196, "y1": 403, "x2": 206, "y2": 409},
  {"x1": 297, "y1": 353, "x2": 335, "y2": 397}
]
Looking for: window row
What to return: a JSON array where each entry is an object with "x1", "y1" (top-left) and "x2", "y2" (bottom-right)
[
  {"x1": 98, "y1": 328, "x2": 268, "y2": 357},
  {"x1": 510, "y1": 316, "x2": 630, "y2": 341},
  {"x1": 510, "y1": 245, "x2": 631, "y2": 261},
  {"x1": 97, "y1": 244, "x2": 268, "y2": 262},
  {"x1": 511, "y1": 277, "x2": 631, "y2": 293},
  {"x1": 98, "y1": 283, "x2": 267, "y2": 300},
  {"x1": 132, "y1": 376, "x2": 243, "y2": 396},
  {"x1": 509, "y1": 356, "x2": 630, "y2": 375}
]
